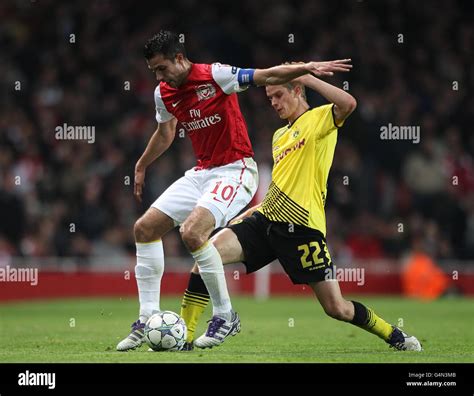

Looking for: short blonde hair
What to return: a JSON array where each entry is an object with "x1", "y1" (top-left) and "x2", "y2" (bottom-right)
[{"x1": 284, "y1": 81, "x2": 307, "y2": 101}]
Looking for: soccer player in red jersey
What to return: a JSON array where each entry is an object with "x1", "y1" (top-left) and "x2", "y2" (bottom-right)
[{"x1": 117, "y1": 30, "x2": 351, "y2": 351}]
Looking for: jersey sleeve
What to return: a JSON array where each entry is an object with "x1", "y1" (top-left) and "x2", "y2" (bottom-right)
[
  {"x1": 211, "y1": 63, "x2": 255, "y2": 95},
  {"x1": 154, "y1": 85, "x2": 174, "y2": 123},
  {"x1": 311, "y1": 104, "x2": 342, "y2": 139}
]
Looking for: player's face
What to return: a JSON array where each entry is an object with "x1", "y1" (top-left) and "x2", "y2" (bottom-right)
[
  {"x1": 147, "y1": 53, "x2": 187, "y2": 88},
  {"x1": 266, "y1": 86, "x2": 300, "y2": 120}
]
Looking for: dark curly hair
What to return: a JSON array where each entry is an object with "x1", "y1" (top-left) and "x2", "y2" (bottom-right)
[{"x1": 144, "y1": 30, "x2": 187, "y2": 61}]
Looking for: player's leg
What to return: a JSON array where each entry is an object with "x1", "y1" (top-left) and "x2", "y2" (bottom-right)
[
  {"x1": 272, "y1": 222, "x2": 422, "y2": 352},
  {"x1": 134, "y1": 208, "x2": 174, "y2": 320},
  {"x1": 180, "y1": 228, "x2": 246, "y2": 348},
  {"x1": 181, "y1": 212, "x2": 239, "y2": 349},
  {"x1": 194, "y1": 214, "x2": 274, "y2": 348},
  {"x1": 180, "y1": 263, "x2": 209, "y2": 350},
  {"x1": 117, "y1": 208, "x2": 174, "y2": 351},
  {"x1": 117, "y1": 174, "x2": 200, "y2": 351},
  {"x1": 180, "y1": 206, "x2": 237, "y2": 321},
  {"x1": 310, "y1": 280, "x2": 422, "y2": 351},
  {"x1": 310, "y1": 280, "x2": 392, "y2": 338},
  {"x1": 180, "y1": 158, "x2": 258, "y2": 348}
]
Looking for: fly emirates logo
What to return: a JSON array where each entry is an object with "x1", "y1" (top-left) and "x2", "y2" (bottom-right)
[{"x1": 182, "y1": 109, "x2": 222, "y2": 132}]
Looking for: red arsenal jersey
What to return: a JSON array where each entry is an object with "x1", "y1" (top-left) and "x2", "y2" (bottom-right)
[{"x1": 154, "y1": 63, "x2": 255, "y2": 169}]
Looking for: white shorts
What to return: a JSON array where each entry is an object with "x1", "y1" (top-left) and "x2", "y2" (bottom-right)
[{"x1": 151, "y1": 157, "x2": 259, "y2": 229}]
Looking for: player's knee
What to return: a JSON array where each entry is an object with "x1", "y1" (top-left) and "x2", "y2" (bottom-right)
[
  {"x1": 180, "y1": 227, "x2": 207, "y2": 252},
  {"x1": 134, "y1": 218, "x2": 157, "y2": 242},
  {"x1": 211, "y1": 231, "x2": 238, "y2": 264}
]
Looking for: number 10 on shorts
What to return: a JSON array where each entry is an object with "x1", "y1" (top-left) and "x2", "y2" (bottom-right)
[{"x1": 211, "y1": 181, "x2": 235, "y2": 203}]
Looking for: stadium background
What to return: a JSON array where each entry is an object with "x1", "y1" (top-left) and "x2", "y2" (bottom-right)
[{"x1": 1, "y1": 0, "x2": 473, "y2": 302}]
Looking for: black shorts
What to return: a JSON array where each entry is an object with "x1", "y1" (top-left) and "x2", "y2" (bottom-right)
[{"x1": 228, "y1": 211, "x2": 334, "y2": 284}]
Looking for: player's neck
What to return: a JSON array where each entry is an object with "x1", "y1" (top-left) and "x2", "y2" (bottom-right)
[
  {"x1": 178, "y1": 60, "x2": 193, "y2": 86},
  {"x1": 287, "y1": 103, "x2": 310, "y2": 126}
]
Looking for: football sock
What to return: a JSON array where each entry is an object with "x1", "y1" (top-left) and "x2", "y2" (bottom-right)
[
  {"x1": 350, "y1": 301, "x2": 394, "y2": 341},
  {"x1": 191, "y1": 241, "x2": 232, "y2": 320},
  {"x1": 180, "y1": 271, "x2": 210, "y2": 343},
  {"x1": 135, "y1": 240, "x2": 164, "y2": 323}
]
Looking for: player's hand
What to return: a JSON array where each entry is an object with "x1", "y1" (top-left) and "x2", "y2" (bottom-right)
[
  {"x1": 228, "y1": 217, "x2": 242, "y2": 226},
  {"x1": 228, "y1": 204, "x2": 262, "y2": 225},
  {"x1": 134, "y1": 165, "x2": 146, "y2": 203},
  {"x1": 305, "y1": 59, "x2": 352, "y2": 77}
]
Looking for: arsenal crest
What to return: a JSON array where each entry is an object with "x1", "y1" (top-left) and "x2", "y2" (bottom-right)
[{"x1": 195, "y1": 84, "x2": 216, "y2": 101}]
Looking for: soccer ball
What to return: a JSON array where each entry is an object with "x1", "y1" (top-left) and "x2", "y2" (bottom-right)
[{"x1": 144, "y1": 311, "x2": 187, "y2": 351}]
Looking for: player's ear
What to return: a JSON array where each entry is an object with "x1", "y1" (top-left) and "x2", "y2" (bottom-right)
[
  {"x1": 294, "y1": 84, "x2": 306, "y2": 101},
  {"x1": 175, "y1": 52, "x2": 185, "y2": 63},
  {"x1": 293, "y1": 84, "x2": 302, "y2": 97}
]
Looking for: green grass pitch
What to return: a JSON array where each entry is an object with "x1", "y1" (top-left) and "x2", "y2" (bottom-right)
[{"x1": 0, "y1": 296, "x2": 472, "y2": 363}]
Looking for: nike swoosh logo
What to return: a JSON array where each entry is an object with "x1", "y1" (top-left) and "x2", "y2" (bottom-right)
[{"x1": 171, "y1": 100, "x2": 182, "y2": 108}]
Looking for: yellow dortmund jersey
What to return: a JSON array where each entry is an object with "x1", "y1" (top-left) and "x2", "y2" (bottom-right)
[{"x1": 258, "y1": 104, "x2": 343, "y2": 236}]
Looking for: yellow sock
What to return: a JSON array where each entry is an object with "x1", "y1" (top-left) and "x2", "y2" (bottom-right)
[
  {"x1": 363, "y1": 307, "x2": 394, "y2": 341},
  {"x1": 351, "y1": 301, "x2": 394, "y2": 341},
  {"x1": 180, "y1": 289, "x2": 209, "y2": 343}
]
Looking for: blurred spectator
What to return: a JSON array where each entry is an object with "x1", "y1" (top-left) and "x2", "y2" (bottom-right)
[{"x1": 403, "y1": 135, "x2": 447, "y2": 215}]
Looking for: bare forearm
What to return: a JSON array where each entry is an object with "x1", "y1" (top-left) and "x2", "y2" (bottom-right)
[
  {"x1": 302, "y1": 75, "x2": 356, "y2": 112},
  {"x1": 257, "y1": 64, "x2": 308, "y2": 86},
  {"x1": 137, "y1": 127, "x2": 174, "y2": 169},
  {"x1": 254, "y1": 59, "x2": 352, "y2": 86}
]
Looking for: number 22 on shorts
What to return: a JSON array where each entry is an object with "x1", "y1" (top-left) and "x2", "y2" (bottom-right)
[{"x1": 298, "y1": 240, "x2": 330, "y2": 269}]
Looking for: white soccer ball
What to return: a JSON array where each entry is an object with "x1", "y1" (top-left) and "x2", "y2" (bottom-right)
[{"x1": 144, "y1": 311, "x2": 187, "y2": 351}]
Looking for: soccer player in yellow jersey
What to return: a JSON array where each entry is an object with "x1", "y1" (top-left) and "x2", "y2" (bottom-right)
[{"x1": 181, "y1": 70, "x2": 422, "y2": 352}]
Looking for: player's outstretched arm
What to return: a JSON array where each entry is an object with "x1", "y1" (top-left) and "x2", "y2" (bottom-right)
[
  {"x1": 134, "y1": 118, "x2": 177, "y2": 202},
  {"x1": 253, "y1": 60, "x2": 352, "y2": 86},
  {"x1": 295, "y1": 74, "x2": 357, "y2": 124}
]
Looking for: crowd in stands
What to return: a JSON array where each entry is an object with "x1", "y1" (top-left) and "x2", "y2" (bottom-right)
[{"x1": 1, "y1": 0, "x2": 473, "y2": 265}]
